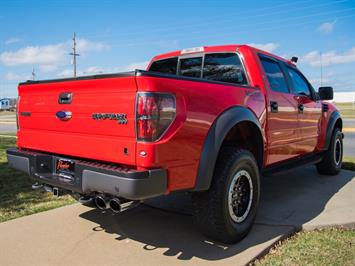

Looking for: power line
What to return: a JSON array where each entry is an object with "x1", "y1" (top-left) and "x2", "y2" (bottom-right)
[
  {"x1": 69, "y1": 32, "x2": 80, "y2": 77},
  {"x1": 82, "y1": 0, "x2": 346, "y2": 40},
  {"x1": 320, "y1": 52, "x2": 323, "y2": 87},
  {"x1": 108, "y1": 12, "x2": 355, "y2": 48}
]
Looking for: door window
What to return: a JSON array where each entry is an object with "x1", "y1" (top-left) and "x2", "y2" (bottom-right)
[
  {"x1": 260, "y1": 58, "x2": 289, "y2": 93},
  {"x1": 287, "y1": 67, "x2": 311, "y2": 96},
  {"x1": 203, "y1": 53, "x2": 247, "y2": 84}
]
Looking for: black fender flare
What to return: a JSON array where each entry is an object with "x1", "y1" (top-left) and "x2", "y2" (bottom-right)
[
  {"x1": 324, "y1": 111, "x2": 342, "y2": 150},
  {"x1": 193, "y1": 106, "x2": 264, "y2": 191}
]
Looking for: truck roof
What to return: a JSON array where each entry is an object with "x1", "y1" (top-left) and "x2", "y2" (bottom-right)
[{"x1": 150, "y1": 44, "x2": 293, "y2": 66}]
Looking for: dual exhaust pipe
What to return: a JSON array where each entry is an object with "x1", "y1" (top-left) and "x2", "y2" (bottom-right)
[
  {"x1": 94, "y1": 194, "x2": 138, "y2": 213},
  {"x1": 32, "y1": 182, "x2": 136, "y2": 213}
]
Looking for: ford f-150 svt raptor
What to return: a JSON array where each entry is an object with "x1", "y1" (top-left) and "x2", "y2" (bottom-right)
[{"x1": 7, "y1": 44, "x2": 343, "y2": 243}]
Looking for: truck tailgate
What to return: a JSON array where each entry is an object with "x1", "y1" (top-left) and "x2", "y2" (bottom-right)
[{"x1": 17, "y1": 73, "x2": 137, "y2": 166}]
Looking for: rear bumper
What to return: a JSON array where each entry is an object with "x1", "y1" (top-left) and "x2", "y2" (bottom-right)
[{"x1": 6, "y1": 148, "x2": 167, "y2": 200}]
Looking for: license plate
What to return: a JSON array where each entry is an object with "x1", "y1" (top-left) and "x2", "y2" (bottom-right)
[{"x1": 56, "y1": 158, "x2": 75, "y2": 178}]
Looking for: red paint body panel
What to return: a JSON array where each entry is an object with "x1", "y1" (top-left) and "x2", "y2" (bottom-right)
[
  {"x1": 135, "y1": 75, "x2": 265, "y2": 192},
  {"x1": 16, "y1": 45, "x2": 337, "y2": 194},
  {"x1": 18, "y1": 77, "x2": 138, "y2": 165}
]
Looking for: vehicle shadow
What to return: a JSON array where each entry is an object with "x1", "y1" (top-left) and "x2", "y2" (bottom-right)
[
  {"x1": 80, "y1": 203, "x2": 290, "y2": 261},
  {"x1": 256, "y1": 166, "x2": 354, "y2": 226},
  {"x1": 78, "y1": 166, "x2": 353, "y2": 261}
]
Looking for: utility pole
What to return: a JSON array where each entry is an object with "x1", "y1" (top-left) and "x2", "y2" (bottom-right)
[
  {"x1": 69, "y1": 32, "x2": 80, "y2": 77},
  {"x1": 31, "y1": 67, "x2": 36, "y2": 81},
  {"x1": 320, "y1": 51, "x2": 323, "y2": 87}
]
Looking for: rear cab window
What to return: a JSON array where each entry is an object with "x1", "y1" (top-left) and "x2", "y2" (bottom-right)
[
  {"x1": 149, "y1": 57, "x2": 178, "y2": 74},
  {"x1": 148, "y1": 52, "x2": 249, "y2": 85},
  {"x1": 179, "y1": 57, "x2": 203, "y2": 78}
]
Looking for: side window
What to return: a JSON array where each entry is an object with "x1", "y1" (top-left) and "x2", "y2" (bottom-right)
[
  {"x1": 287, "y1": 67, "x2": 311, "y2": 96},
  {"x1": 203, "y1": 53, "x2": 247, "y2": 84},
  {"x1": 260, "y1": 57, "x2": 289, "y2": 93},
  {"x1": 179, "y1": 57, "x2": 203, "y2": 78},
  {"x1": 149, "y1": 57, "x2": 178, "y2": 74}
]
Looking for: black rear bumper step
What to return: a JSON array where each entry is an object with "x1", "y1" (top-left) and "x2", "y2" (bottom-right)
[{"x1": 6, "y1": 148, "x2": 167, "y2": 200}]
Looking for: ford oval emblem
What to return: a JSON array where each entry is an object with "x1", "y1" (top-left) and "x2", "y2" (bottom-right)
[{"x1": 56, "y1": 111, "x2": 72, "y2": 121}]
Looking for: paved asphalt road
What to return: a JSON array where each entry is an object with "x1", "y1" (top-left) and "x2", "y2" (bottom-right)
[
  {"x1": 0, "y1": 114, "x2": 16, "y2": 133},
  {"x1": 344, "y1": 132, "x2": 355, "y2": 157},
  {"x1": 344, "y1": 118, "x2": 355, "y2": 128},
  {"x1": 0, "y1": 123, "x2": 16, "y2": 133},
  {"x1": 1, "y1": 117, "x2": 354, "y2": 156}
]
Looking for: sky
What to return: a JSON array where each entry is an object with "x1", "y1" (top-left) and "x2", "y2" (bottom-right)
[{"x1": 0, "y1": 0, "x2": 355, "y2": 98}]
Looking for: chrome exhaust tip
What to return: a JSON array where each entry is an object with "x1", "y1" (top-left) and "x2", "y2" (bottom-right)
[
  {"x1": 109, "y1": 198, "x2": 121, "y2": 213},
  {"x1": 78, "y1": 195, "x2": 93, "y2": 204},
  {"x1": 43, "y1": 185, "x2": 53, "y2": 193},
  {"x1": 31, "y1": 182, "x2": 43, "y2": 190},
  {"x1": 94, "y1": 194, "x2": 109, "y2": 210}
]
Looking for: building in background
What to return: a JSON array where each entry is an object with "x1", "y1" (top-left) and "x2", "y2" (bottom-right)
[
  {"x1": 0, "y1": 98, "x2": 16, "y2": 111},
  {"x1": 332, "y1": 92, "x2": 355, "y2": 103}
]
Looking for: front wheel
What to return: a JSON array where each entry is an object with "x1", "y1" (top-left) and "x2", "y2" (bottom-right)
[
  {"x1": 316, "y1": 128, "x2": 343, "y2": 175},
  {"x1": 192, "y1": 148, "x2": 260, "y2": 244}
]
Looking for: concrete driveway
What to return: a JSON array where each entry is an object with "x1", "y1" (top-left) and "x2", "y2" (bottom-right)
[{"x1": 0, "y1": 167, "x2": 354, "y2": 266}]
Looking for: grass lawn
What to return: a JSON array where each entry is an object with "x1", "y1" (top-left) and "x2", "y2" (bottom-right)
[
  {"x1": 0, "y1": 137, "x2": 75, "y2": 223},
  {"x1": 256, "y1": 228, "x2": 355, "y2": 266},
  {"x1": 333, "y1": 102, "x2": 355, "y2": 119},
  {"x1": 0, "y1": 111, "x2": 15, "y2": 116},
  {"x1": 343, "y1": 157, "x2": 355, "y2": 172}
]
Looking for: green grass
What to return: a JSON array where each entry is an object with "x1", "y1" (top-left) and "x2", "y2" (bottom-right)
[
  {"x1": 256, "y1": 228, "x2": 355, "y2": 266},
  {"x1": 0, "y1": 111, "x2": 15, "y2": 116},
  {"x1": 343, "y1": 157, "x2": 355, "y2": 172},
  {"x1": 0, "y1": 137, "x2": 75, "y2": 223},
  {"x1": 334, "y1": 102, "x2": 355, "y2": 119},
  {"x1": 0, "y1": 133, "x2": 16, "y2": 136}
]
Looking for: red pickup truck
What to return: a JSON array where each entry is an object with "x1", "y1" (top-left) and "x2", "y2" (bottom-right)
[{"x1": 7, "y1": 44, "x2": 343, "y2": 243}]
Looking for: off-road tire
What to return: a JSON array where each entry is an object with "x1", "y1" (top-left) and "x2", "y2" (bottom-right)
[
  {"x1": 316, "y1": 128, "x2": 343, "y2": 175},
  {"x1": 192, "y1": 148, "x2": 260, "y2": 244}
]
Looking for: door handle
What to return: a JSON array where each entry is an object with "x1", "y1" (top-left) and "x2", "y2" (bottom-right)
[
  {"x1": 298, "y1": 103, "x2": 304, "y2": 113},
  {"x1": 270, "y1": 101, "x2": 278, "y2": 113}
]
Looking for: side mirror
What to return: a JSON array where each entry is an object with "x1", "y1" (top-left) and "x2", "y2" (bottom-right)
[{"x1": 318, "y1": 86, "x2": 333, "y2": 100}]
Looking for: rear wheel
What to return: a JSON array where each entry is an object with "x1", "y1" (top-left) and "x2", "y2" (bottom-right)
[
  {"x1": 316, "y1": 128, "x2": 343, "y2": 175},
  {"x1": 192, "y1": 148, "x2": 260, "y2": 244}
]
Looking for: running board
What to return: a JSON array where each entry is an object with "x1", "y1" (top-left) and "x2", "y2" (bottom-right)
[{"x1": 262, "y1": 152, "x2": 324, "y2": 176}]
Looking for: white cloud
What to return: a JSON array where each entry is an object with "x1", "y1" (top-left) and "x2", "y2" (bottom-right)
[
  {"x1": 76, "y1": 38, "x2": 109, "y2": 53},
  {"x1": 81, "y1": 66, "x2": 105, "y2": 75},
  {"x1": 57, "y1": 69, "x2": 73, "y2": 77},
  {"x1": 5, "y1": 37, "x2": 21, "y2": 45},
  {"x1": 248, "y1": 43, "x2": 279, "y2": 53},
  {"x1": 316, "y1": 21, "x2": 336, "y2": 34},
  {"x1": 301, "y1": 47, "x2": 355, "y2": 67},
  {"x1": 57, "y1": 61, "x2": 148, "y2": 78},
  {"x1": 39, "y1": 64, "x2": 59, "y2": 72},
  {"x1": 3, "y1": 72, "x2": 30, "y2": 81},
  {"x1": 119, "y1": 61, "x2": 149, "y2": 71},
  {"x1": 0, "y1": 43, "x2": 66, "y2": 66},
  {"x1": 0, "y1": 38, "x2": 109, "y2": 71}
]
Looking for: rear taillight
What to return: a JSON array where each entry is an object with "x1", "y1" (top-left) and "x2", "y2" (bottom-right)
[{"x1": 136, "y1": 92, "x2": 176, "y2": 142}]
